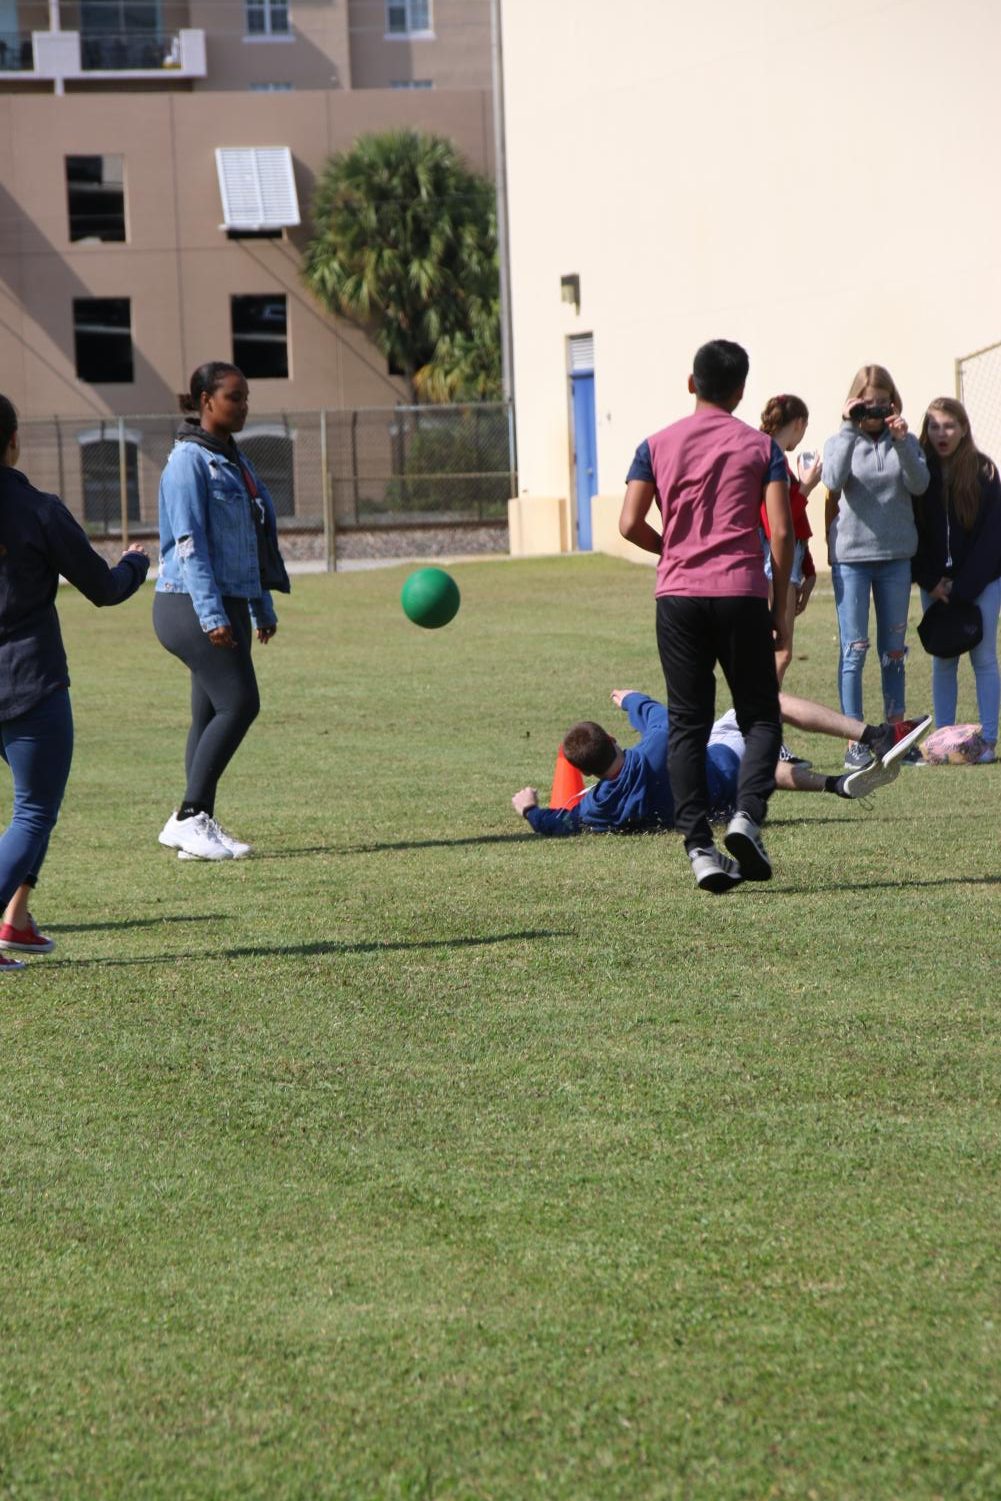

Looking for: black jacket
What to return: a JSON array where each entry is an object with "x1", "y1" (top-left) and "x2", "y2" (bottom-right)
[
  {"x1": 0, "y1": 466, "x2": 149, "y2": 718},
  {"x1": 911, "y1": 455, "x2": 1001, "y2": 603}
]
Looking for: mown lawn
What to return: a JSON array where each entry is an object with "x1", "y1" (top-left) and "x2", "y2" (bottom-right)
[{"x1": 0, "y1": 557, "x2": 997, "y2": 1500}]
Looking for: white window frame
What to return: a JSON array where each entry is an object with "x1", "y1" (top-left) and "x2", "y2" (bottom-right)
[
  {"x1": 244, "y1": 0, "x2": 292, "y2": 41},
  {"x1": 385, "y1": 0, "x2": 433, "y2": 40}
]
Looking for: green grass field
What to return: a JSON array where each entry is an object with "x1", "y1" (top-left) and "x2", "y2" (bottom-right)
[{"x1": 1, "y1": 557, "x2": 998, "y2": 1500}]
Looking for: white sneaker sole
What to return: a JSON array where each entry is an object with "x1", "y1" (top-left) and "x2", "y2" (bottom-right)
[{"x1": 176, "y1": 847, "x2": 233, "y2": 862}]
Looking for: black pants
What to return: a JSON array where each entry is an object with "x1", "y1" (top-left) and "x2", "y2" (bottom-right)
[
  {"x1": 656, "y1": 595, "x2": 781, "y2": 851},
  {"x1": 153, "y1": 592, "x2": 260, "y2": 816}
]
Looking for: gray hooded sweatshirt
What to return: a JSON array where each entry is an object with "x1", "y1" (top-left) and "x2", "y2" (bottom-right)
[{"x1": 822, "y1": 422, "x2": 929, "y2": 564}]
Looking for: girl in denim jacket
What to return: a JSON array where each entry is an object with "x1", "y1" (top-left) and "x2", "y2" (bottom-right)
[{"x1": 154, "y1": 362, "x2": 289, "y2": 861}]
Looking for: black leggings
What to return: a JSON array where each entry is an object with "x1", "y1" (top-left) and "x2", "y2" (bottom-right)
[{"x1": 153, "y1": 592, "x2": 260, "y2": 816}]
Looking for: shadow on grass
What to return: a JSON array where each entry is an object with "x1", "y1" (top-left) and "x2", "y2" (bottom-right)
[
  {"x1": 39, "y1": 929, "x2": 569, "y2": 969},
  {"x1": 776, "y1": 874, "x2": 1001, "y2": 894},
  {"x1": 255, "y1": 834, "x2": 531, "y2": 858},
  {"x1": 50, "y1": 914, "x2": 227, "y2": 933}
]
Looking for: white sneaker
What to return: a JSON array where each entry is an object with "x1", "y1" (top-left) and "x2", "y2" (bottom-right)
[
  {"x1": 160, "y1": 811, "x2": 233, "y2": 861},
  {"x1": 842, "y1": 757, "x2": 902, "y2": 798},
  {"x1": 178, "y1": 818, "x2": 251, "y2": 860},
  {"x1": 723, "y1": 812, "x2": 772, "y2": 881},
  {"x1": 688, "y1": 845, "x2": 743, "y2": 895}
]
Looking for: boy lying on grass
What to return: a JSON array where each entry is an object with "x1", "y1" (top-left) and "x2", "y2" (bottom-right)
[{"x1": 512, "y1": 689, "x2": 929, "y2": 887}]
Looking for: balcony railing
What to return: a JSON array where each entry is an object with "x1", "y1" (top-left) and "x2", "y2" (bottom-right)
[
  {"x1": 0, "y1": 32, "x2": 33, "y2": 71},
  {"x1": 2, "y1": 28, "x2": 207, "y2": 82},
  {"x1": 80, "y1": 30, "x2": 181, "y2": 71}
]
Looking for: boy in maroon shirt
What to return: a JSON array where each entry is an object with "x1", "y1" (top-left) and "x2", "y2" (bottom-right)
[{"x1": 619, "y1": 339, "x2": 793, "y2": 893}]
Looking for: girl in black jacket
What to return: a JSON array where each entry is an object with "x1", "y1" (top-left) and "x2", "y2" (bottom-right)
[
  {"x1": 0, "y1": 396, "x2": 148, "y2": 969},
  {"x1": 914, "y1": 397, "x2": 1001, "y2": 761}
]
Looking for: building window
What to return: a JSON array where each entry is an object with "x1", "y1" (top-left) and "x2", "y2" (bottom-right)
[
  {"x1": 246, "y1": 1, "x2": 290, "y2": 36},
  {"x1": 249, "y1": 82, "x2": 293, "y2": 91},
  {"x1": 386, "y1": 0, "x2": 432, "y2": 37},
  {"x1": 240, "y1": 429, "x2": 295, "y2": 517},
  {"x1": 79, "y1": 430, "x2": 141, "y2": 529},
  {"x1": 73, "y1": 298, "x2": 134, "y2": 384},
  {"x1": 80, "y1": 1, "x2": 160, "y2": 33},
  {"x1": 232, "y1": 295, "x2": 288, "y2": 380},
  {"x1": 390, "y1": 79, "x2": 433, "y2": 89},
  {"x1": 66, "y1": 156, "x2": 126, "y2": 244}
]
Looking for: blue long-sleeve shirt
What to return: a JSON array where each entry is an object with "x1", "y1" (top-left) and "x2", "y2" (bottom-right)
[
  {"x1": 0, "y1": 465, "x2": 149, "y2": 719},
  {"x1": 523, "y1": 693, "x2": 740, "y2": 835}
]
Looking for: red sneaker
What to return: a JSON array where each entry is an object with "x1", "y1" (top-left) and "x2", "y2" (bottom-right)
[
  {"x1": 0, "y1": 915, "x2": 55, "y2": 953},
  {"x1": 0, "y1": 951, "x2": 25, "y2": 972}
]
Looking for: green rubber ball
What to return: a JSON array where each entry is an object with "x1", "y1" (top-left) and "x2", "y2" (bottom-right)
[{"x1": 401, "y1": 567, "x2": 461, "y2": 629}]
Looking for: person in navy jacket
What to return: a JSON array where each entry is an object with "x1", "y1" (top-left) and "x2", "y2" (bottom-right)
[
  {"x1": 913, "y1": 397, "x2": 1001, "y2": 761},
  {"x1": 511, "y1": 688, "x2": 930, "y2": 846},
  {"x1": 0, "y1": 394, "x2": 148, "y2": 970}
]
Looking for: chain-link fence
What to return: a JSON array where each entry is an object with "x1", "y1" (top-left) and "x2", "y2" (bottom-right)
[
  {"x1": 956, "y1": 340, "x2": 1001, "y2": 462},
  {"x1": 17, "y1": 401, "x2": 515, "y2": 565}
]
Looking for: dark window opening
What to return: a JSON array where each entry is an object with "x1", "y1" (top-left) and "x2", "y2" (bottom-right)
[
  {"x1": 67, "y1": 155, "x2": 126, "y2": 243},
  {"x1": 81, "y1": 437, "x2": 140, "y2": 530},
  {"x1": 231, "y1": 295, "x2": 288, "y2": 380},
  {"x1": 74, "y1": 297, "x2": 134, "y2": 384}
]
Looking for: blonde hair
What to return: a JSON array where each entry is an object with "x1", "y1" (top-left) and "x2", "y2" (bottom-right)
[{"x1": 846, "y1": 364, "x2": 902, "y2": 413}]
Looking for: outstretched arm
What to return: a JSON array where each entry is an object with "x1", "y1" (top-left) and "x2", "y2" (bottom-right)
[
  {"x1": 511, "y1": 787, "x2": 582, "y2": 837},
  {"x1": 43, "y1": 502, "x2": 148, "y2": 606}
]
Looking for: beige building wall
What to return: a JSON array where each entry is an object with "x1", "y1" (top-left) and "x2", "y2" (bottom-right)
[
  {"x1": 501, "y1": 0, "x2": 1001, "y2": 554},
  {"x1": 0, "y1": 86, "x2": 493, "y2": 419},
  {"x1": 189, "y1": 0, "x2": 353, "y2": 92},
  {"x1": 348, "y1": 0, "x2": 491, "y2": 91}
]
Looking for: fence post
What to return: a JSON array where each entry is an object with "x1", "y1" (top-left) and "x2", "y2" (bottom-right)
[
  {"x1": 320, "y1": 408, "x2": 336, "y2": 573},
  {"x1": 118, "y1": 416, "x2": 129, "y2": 546},
  {"x1": 53, "y1": 415, "x2": 66, "y2": 511}
]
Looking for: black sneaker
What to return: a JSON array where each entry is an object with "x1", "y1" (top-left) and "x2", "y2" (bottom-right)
[
  {"x1": 723, "y1": 813, "x2": 772, "y2": 881},
  {"x1": 866, "y1": 715, "x2": 932, "y2": 765},
  {"x1": 779, "y1": 743, "x2": 812, "y2": 768}
]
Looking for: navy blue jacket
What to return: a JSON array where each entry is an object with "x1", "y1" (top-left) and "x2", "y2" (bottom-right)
[
  {"x1": 524, "y1": 694, "x2": 739, "y2": 835},
  {"x1": 912, "y1": 456, "x2": 1001, "y2": 603},
  {"x1": 0, "y1": 466, "x2": 149, "y2": 719}
]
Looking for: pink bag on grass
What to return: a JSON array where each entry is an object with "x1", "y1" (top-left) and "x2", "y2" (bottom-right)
[{"x1": 920, "y1": 724, "x2": 990, "y2": 765}]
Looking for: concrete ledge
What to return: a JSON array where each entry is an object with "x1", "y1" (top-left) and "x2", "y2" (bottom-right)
[{"x1": 507, "y1": 495, "x2": 571, "y2": 556}]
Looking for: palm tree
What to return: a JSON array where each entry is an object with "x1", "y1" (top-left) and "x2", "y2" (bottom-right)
[{"x1": 303, "y1": 130, "x2": 501, "y2": 403}]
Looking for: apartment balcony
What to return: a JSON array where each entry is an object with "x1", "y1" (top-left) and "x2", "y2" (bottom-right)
[{"x1": 0, "y1": 26, "x2": 206, "y2": 82}]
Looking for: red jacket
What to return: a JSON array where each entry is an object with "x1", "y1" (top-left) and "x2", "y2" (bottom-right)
[{"x1": 761, "y1": 463, "x2": 815, "y2": 578}]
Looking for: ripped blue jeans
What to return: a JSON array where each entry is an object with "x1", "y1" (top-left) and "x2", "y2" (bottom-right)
[{"x1": 832, "y1": 558, "x2": 913, "y2": 722}]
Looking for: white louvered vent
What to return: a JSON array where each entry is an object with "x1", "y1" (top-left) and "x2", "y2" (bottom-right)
[
  {"x1": 568, "y1": 334, "x2": 595, "y2": 373},
  {"x1": 215, "y1": 147, "x2": 301, "y2": 232}
]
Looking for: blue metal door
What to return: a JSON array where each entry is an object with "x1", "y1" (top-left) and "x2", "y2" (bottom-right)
[{"x1": 571, "y1": 370, "x2": 598, "y2": 551}]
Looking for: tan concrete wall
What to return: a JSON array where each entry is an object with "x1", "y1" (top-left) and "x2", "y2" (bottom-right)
[
  {"x1": 348, "y1": 0, "x2": 490, "y2": 91},
  {"x1": 0, "y1": 86, "x2": 492, "y2": 418},
  {"x1": 501, "y1": 0, "x2": 1001, "y2": 556},
  {"x1": 189, "y1": 0, "x2": 353, "y2": 92}
]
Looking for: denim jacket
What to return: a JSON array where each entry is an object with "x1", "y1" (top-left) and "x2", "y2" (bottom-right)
[{"x1": 155, "y1": 431, "x2": 279, "y2": 632}]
